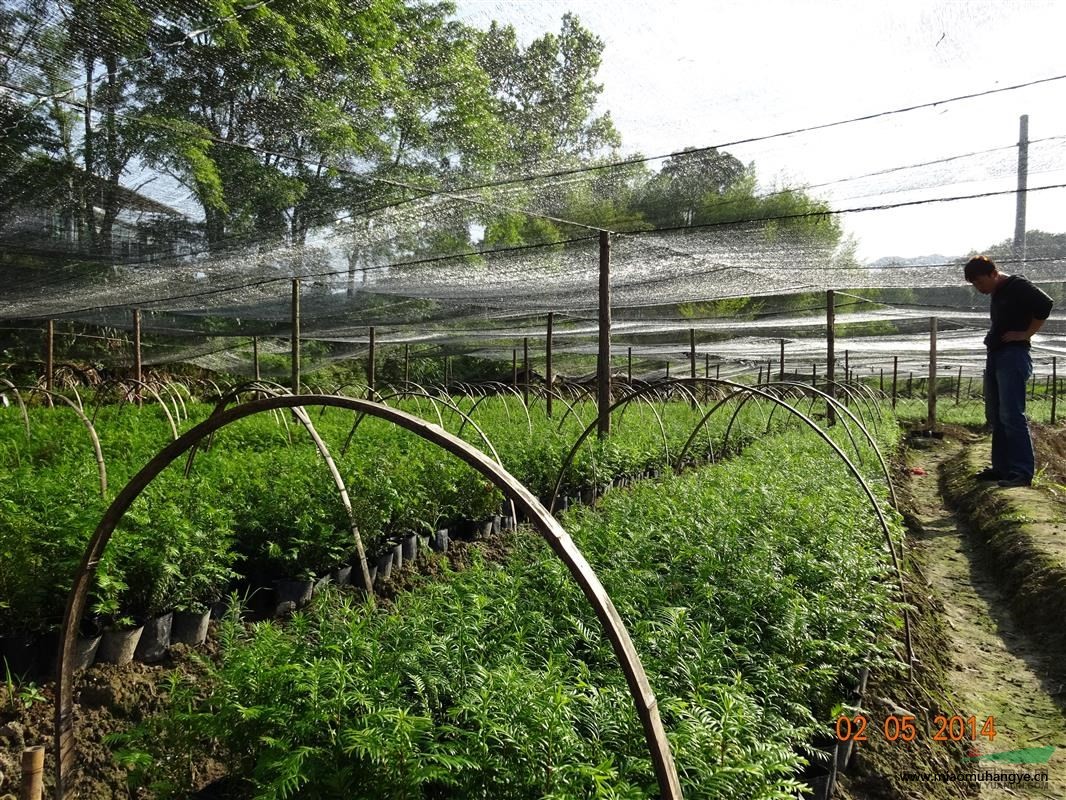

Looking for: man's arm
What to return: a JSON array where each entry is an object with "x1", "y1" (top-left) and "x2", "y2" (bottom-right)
[{"x1": 1001, "y1": 318, "x2": 1046, "y2": 342}]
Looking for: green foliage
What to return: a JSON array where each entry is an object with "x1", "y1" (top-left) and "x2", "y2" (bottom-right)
[{"x1": 116, "y1": 422, "x2": 902, "y2": 798}]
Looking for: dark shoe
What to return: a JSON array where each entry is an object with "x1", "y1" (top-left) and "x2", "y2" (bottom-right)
[
  {"x1": 997, "y1": 474, "x2": 1032, "y2": 488},
  {"x1": 975, "y1": 467, "x2": 1005, "y2": 481}
]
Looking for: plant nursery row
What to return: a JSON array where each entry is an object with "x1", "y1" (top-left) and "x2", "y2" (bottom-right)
[
  {"x1": 0, "y1": 395, "x2": 781, "y2": 677},
  {"x1": 109, "y1": 417, "x2": 903, "y2": 799}
]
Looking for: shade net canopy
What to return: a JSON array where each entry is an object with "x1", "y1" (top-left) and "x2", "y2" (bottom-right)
[{"x1": 3, "y1": 0, "x2": 1066, "y2": 380}]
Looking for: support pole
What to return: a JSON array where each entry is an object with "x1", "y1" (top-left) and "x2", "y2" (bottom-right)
[
  {"x1": 715, "y1": 363, "x2": 720, "y2": 380},
  {"x1": 1053, "y1": 357, "x2": 1058, "y2": 424},
  {"x1": 445, "y1": 356, "x2": 451, "y2": 389},
  {"x1": 546, "y1": 312, "x2": 554, "y2": 418},
  {"x1": 826, "y1": 290, "x2": 836, "y2": 425},
  {"x1": 404, "y1": 343, "x2": 410, "y2": 385},
  {"x1": 597, "y1": 230, "x2": 611, "y2": 437},
  {"x1": 779, "y1": 338, "x2": 785, "y2": 380},
  {"x1": 627, "y1": 346, "x2": 633, "y2": 384},
  {"x1": 928, "y1": 318, "x2": 938, "y2": 431},
  {"x1": 1014, "y1": 114, "x2": 1029, "y2": 266},
  {"x1": 512, "y1": 349, "x2": 518, "y2": 386},
  {"x1": 892, "y1": 356, "x2": 898, "y2": 409},
  {"x1": 367, "y1": 326, "x2": 376, "y2": 398},
  {"x1": 966, "y1": 375, "x2": 973, "y2": 397},
  {"x1": 811, "y1": 363, "x2": 817, "y2": 386},
  {"x1": 291, "y1": 279, "x2": 300, "y2": 392},
  {"x1": 522, "y1": 336, "x2": 529, "y2": 407},
  {"x1": 955, "y1": 365, "x2": 962, "y2": 405},
  {"x1": 45, "y1": 320, "x2": 54, "y2": 394},
  {"x1": 1031, "y1": 371, "x2": 1037, "y2": 401},
  {"x1": 132, "y1": 308, "x2": 142, "y2": 383},
  {"x1": 908, "y1": 372, "x2": 913, "y2": 397},
  {"x1": 253, "y1": 336, "x2": 261, "y2": 381},
  {"x1": 689, "y1": 328, "x2": 697, "y2": 408}
]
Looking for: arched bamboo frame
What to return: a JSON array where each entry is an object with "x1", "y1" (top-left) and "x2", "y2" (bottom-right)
[
  {"x1": 188, "y1": 384, "x2": 376, "y2": 592},
  {"x1": 0, "y1": 378, "x2": 31, "y2": 440},
  {"x1": 2, "y1": 385, "x2": 108, "y2": 498},
  {"x1": 53, "y1": 395, "x2": 683, "y2": 800},
  {"x1": 759, "y1": 382, "x2": 898, "y2": 509}
]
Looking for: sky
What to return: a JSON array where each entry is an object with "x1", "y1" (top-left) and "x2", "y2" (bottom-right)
[{"x1": 458, "y1": 0, "x2": 1066, "y2": 263}]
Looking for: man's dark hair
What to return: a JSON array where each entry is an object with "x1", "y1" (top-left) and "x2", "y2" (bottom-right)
[{"x1": 964, "y1": 255, "x2": 997, "y2": 282}]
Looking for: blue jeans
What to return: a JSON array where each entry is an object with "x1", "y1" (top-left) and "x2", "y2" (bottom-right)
[{"x1": 985, "y1": 346, "x2": 1034, "y2": 479}]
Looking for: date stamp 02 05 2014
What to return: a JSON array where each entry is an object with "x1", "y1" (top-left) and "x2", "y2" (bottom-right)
[{"x1": 834, "y1": 714, "x2": 997, "y2": 746}]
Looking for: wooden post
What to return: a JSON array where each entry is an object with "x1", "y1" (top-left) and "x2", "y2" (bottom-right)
[
  {"x1": 966, "y1": 375, "x2": 973, "y2": 397},
  {"x1": 597, "y1": 231, "x2": 611, "y2": 437},
  {"x1": 522, "y1": 336, "x2": 529, "y2": 407},
  {"x1": 291, "y1": 279, "x2": 300, "y2": 392},
  {"x1": 908, "y1": 372, "x2": 913, "y2": 396},
  {"x1": 779, "y1": 339, "x2": 785, "y2": 380},
  {"x1": 253, "y1": 336, "x2": 261, "y2": 381},
  {"x1": 1014, "y1": 114, "x2": 1029, "y2": 265},
  {"x1": 546, "y1": 312, "x2": 554, "y2": 418},
  {"x1": 665, "y1": 361, "x2": 670, "y2": 379},
  {"x1": 1031, "y1": 371, "x2": 1037, "y2": 400},
  {"x1": 811, "y1": 362, "x2": 817, "y2": 386},
  {"x1": 955, "y1": 365, "x2": 962, "y2": 405},
  {"x1": 826, "y1": 290, "x2": 836, "y2": 425},
  {"x1": 512, "y1": 349, "x2": 518, "y2": 386},
  {"x1": 445, "y1": 356, "x2": 451, "y2": 388},
  {"x1": 20, "y1": 745, "x2": 44, "y2": 800},
  {"x1": 45, "y1": 320, "x2": 54, "y2": 394},
  {"x1": 756, "y1": 364, "x2": 762, "y2": 384},
  {"x1": 928, "y1": 317, "x2": 938, "y2": 431},
  {"x1": 892, "y1": 355, "x2": 898, "y2": 409},
  {"x1": 132, "y1": 307, "x2": 142, "y2": 383},
  {"x1": 367, "y1": 326, "x2": 376, "y2": 398},
  {"x1": 627, "y1": 346, "x2": 633, "y2": 384},
  {"x1": 715, "y1": 363, "x2": 720, "y2": 380},
  {"x1": 1053, "y1": 357, "x2": 1058, "y2": 424},
  {"x1": 879, "y1": 367, "x2": 884, "y2": 393},
  {"x1": 404, "y1": 343, "x2": 410, "y2": 384},
  {"x1": 689, "y1": 328, "x2": 697, "y2": 407}
]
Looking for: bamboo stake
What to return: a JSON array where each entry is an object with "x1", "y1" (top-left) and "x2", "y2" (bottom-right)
[{"x1": 20, "y1": 745, "x2": 44, "y2": 800}]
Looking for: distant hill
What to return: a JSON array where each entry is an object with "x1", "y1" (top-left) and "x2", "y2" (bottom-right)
[{"x1": 866, "y1": 254, "x2": 955, "y2": 268}]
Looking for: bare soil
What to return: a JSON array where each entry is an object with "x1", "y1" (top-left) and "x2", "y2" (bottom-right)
[{"x1": 837, "y1": 425, "x2": 1066, "y2": 799}]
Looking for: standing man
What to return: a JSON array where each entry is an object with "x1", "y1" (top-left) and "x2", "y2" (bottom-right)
[{"x1": 966, "y1": 255, "x2": 1054, "y2": 487}]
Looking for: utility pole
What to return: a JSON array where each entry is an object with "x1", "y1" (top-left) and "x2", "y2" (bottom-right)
[{"x1": 1014, "y1": 114, "x2": 1029, "y2": 266}]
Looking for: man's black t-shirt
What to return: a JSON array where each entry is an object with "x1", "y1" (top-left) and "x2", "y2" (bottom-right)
[{"x1": 984, "y1": 275, "x2": 1054, "y2": 350}]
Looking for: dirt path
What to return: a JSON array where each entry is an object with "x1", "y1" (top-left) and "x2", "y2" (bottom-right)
[{"x1": 905, "y1": 438, "x2": 1066, "y2": 798}]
